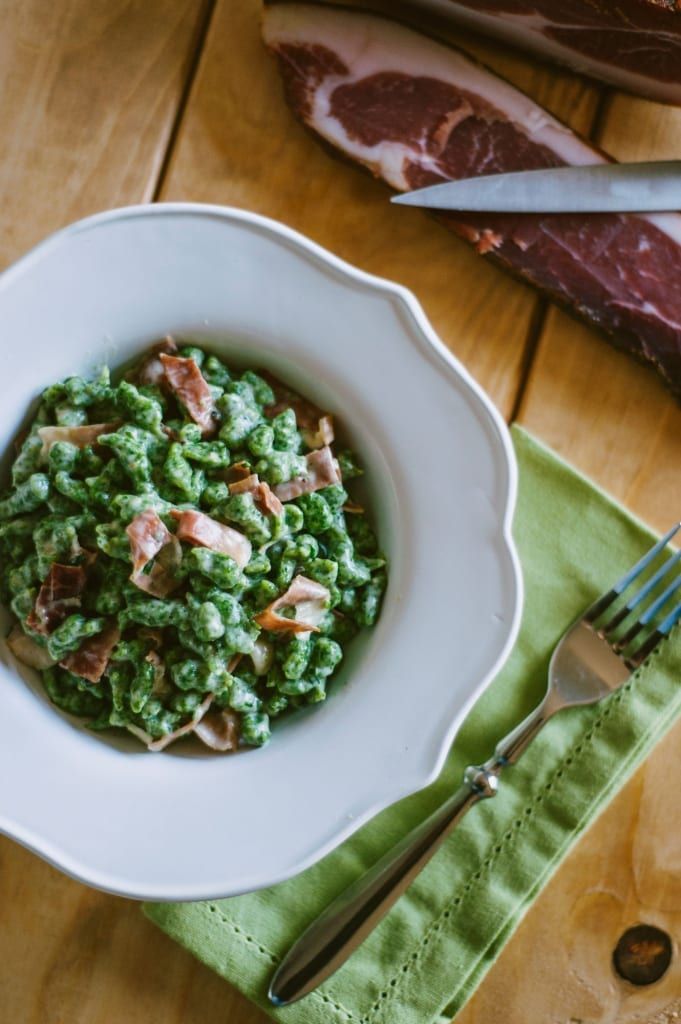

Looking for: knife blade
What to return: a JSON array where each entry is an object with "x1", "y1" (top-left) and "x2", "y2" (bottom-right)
[{"x1": 390, "y1": 160, "x2": 681, "y2": 214}]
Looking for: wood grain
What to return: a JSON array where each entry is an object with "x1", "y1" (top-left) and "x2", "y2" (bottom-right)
[
  {"x1": 2, "y1": 1, "x2": 681, "y2": 1022},
  {"x1": 158, "y1": 0, "x2": 599, "y2": 418},
  {"x1": 0, "y1": 0, "x2": 211, "y2": 268},
  {"x1": 457, "y1": 74, "x2": 681, "y2": 1024}
]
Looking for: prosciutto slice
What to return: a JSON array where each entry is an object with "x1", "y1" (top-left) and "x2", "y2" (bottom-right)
[
  {"x1": 273, "y1": 445, "x2": 341, "y2": 502},
  {"x1": 254, "y1": 574, "x2": 330, "y2": 634},
  {"x1": 160, "y1": 354, "x2": 217, "y2": 436},
  {"x1": 61, "y1": 622, "x2": 121, "y2": 683},
  {"x1": 133, "y1": 336, "x2": 178, "y2": 387},
  {"x1": 170, "y1": 509, "x2": 252, "y2": 568},
  {"x1": 263, "y1": 4, "x2": 681, "y2": 393},
  {"x1": 262, "y1": 370, "x2": 325, "y2": 432},
  {"x1": 146, "y1": 692, "x2": 215, "y2": 753},
  {"x1": 414, "y1": 1, "x2": 681, "y2": 105},
  {"x1": 38, "y1": 423, "x2": 116, "y2": 460},
  {"x1": 301, "y1": 415, "x2": 334, "y2": 451},
  {"x1": 126, "y1": 509, "x2": 182, "y2": 597},
  {"x1": 194, "y1": 709, "x2": 240, "y2": 752},
  {"x1": 6, "y1": 626, "x2": 57, "y2": 670},
  {"x1": 26, "y1": 563, "x2": 88, "y2": 634},
  {"x1": 228, "y1": 473, "x2": 284, "y2": 517}
]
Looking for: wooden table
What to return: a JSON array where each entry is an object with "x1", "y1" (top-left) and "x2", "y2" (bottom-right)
[{"x1": 2, "y1": 2, "x2": 681, "y2": 1020}]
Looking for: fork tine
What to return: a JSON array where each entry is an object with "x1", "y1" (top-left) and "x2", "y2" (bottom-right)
[
  {"x1": 586, "y1": 522, "x2": 681, "y2": 623},
  {"x1": 601, "y1": 549, "x2": 681, "y2": 636},
  {"x1": 615, "y1": 573, "x2": 681, "y2": 653},
  {"x1": 627, "y1": 594, "x2": 681, "y2": 668}
]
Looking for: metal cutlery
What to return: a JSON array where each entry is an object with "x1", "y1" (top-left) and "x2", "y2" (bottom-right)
[
  {"x1": 390, "y1": 160, "x2": 681, "y2": 214},
  {"x1": 269, "y1": 522, "x2": 681, "y2": 1006}
]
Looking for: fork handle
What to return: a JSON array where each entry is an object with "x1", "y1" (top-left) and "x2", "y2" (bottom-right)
[
  {"x1": 268, "y1": 772, "x2": 493, "y2": 1005},
  {"x1": 269, "y1": 698, "x2": 551, "y2": 1007}
]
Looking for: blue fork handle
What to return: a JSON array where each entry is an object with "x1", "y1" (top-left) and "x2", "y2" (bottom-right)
[{"x1": 269, "y1": 698, "x2": 551, "y2": 1007}]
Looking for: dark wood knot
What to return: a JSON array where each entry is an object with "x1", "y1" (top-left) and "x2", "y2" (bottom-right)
[{"x1": 612, "y1": 924, "x2": 672, "y2": 986}]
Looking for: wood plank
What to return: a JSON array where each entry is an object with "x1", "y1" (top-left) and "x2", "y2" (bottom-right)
[
  {"x1": 1, "y1": 844, "x2": 262, "y2": 1024},
  {"x1": 457, "y1": 726, "x2": 681, "y2": 1024},
  {"x1": 519, "y1": 95, "x2": 681, "y2": 532},
  {"x1": 0, "y1": 2, "x2": 228, "y2": 1022},
  {"x1": 4, "y1": 2, "x2": 678, "y2": 1023},
  {"x1": 158, "y1": 0, "x2": 599, "y2": 418},
  {"x1": 0, "y1": 0, "x2": 211, "y2": 268},
  {"x1": 459, "y1": 88, "x2": 681, "y2": 1024}
]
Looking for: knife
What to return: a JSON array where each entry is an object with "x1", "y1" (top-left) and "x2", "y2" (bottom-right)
[{"x1": 390, "y1": 159, "x2": 681, "y2": 213}]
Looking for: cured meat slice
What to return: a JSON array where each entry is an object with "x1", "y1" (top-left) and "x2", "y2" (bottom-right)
[
  {"x1": 127, "y1": 509, "x2": 173, "y2": 574},
  {"x1": 409, "y1": 1, "x2": 681, "y2": 105},
  {"x1": 170, "y1": 509, "x2": 252, "y2": 568},
  {"x1": 26, "y1": 563, "x2": 88, "y2": 634},
  {"x1": 160, "y1": 354, "x2": 217, "y2": 436},
  {"x1": 146, "y1": 692, "x2": 215, "y2": 752},
  {"x1": 254, "y1": 574, "x2": 330, "y2": 634},
  {"x1": 6, "y1": 626, "x2": 57, "y2": 669},
  {"x1": 262, "y1": 370, "x2": 325, "y2": 431},
  {"x1": 249, "y1": 636, "x2": 274, "y2": 675},
  {"x1": 126, "y1": 509, "x2": 182, "y2": 597},
  {"x1": 263, "y1": 3, "x2": 681, "y2": 392},
  {"x1": 132, "y1": 336, "x2": 177, "y2": 388},
  {"x1": 301, "y1": 414, "x2": 334, "y2": 451},
  {"x1": 194, "y1": 709, "x2": 240, "y2": 752},
  {"x1": 61, "y1": 622, "x2": 121, "y2": 683},
  {"x1": 273, "y1": 445, "x2": 341, "y2": 502},
  {"x1": 38, "y1": 423, "x2": 117, "y2": 460},
  {"x1": 228, "y1": 473, "x2": 285, "y2": 517}
]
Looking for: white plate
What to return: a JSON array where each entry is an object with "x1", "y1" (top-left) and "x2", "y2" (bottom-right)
[{"x1": 0, "y1": 204, "x2": 522, "y2": 900}]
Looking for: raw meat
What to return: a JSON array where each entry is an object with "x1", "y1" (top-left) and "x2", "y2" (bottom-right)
[
  {"x1": 407, "y1": 0, "x2": 681, "y2": 105},
  {"x1": 262, "y1": 3, "x2": 681, "y2": 391}
]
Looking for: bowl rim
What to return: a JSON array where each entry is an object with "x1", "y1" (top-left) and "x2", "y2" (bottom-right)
[{"x1": 0, "y1": 202, "x2": 523, "y2": 899}]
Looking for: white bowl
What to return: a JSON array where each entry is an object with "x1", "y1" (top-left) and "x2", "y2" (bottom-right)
[{"x1": 0, "y1": 204, "x2": 522, "y2": 900}]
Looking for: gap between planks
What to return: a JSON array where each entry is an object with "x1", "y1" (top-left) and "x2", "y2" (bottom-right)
[
  {"x1": 152, "y1": 0, "x2": 220, "y2": 202},
  {"x1": 509, "y1": 84, "x2": 612, "y2": 424},
  {"x1": 146, "y1": 0, "x2": 609, "y2": 427}
]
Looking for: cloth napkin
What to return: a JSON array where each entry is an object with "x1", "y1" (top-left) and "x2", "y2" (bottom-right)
[{"x1": 145, "y1": 426, "x2": 681, "y2": 1024}]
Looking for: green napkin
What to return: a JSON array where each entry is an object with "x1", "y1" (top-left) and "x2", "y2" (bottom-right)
[{"x1": 145, "y1": 426, "x2": 681, "y2": 1024}]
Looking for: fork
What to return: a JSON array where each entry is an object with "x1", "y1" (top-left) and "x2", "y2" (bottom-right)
[{"x1": 269, "y1": 523, "x2": 681, "y2": 1006}]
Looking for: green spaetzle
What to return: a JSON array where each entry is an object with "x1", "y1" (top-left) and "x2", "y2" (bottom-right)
[{"x1": 1, "y1": 343, "x2": 387, "y2": 752}]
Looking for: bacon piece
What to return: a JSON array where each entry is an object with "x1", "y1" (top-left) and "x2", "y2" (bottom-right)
[
  {"x1": 6, "y1": 626, "x2": 57, "y2": 669},
  {"x1": 26, "y1": 563, "x2": 88, "y2": 634},
  {"x1": 133, "y1": 336, "x2": 178, "y2": 387},
  {"x1": 194, "y1": 709, "x2": 240, "y2": 752},
  {"x1": 228, "y1": 473, "x2": 284, "y2": 517},
  {"x1": 227, "y1": 461, "x2": 253, "y2": 483},
  {"x1": 254, "y1": 574, "x2": 330, "y2": 634},
  {"x1": 261, "y1": 370, "x2": 325, "y2": 431},
  {"x1": 146, "y1": 650, "x2": 172, "y2": 698},
  {"x1": 301, "y1": 414, "x2": 334, "y2": 450},
  {"x1": 159, "y1": 353, "x2": 217, "y2": 436},
  {"x1": 126, "y1": 509, "x2": 182, "y2": 597},
  {"x1": 228, "y1": 653, "x2": 243, "y2": 673},
  {"x1": 146, "y1": 692, "x2": 215, "y2": 752},
  {"x1": 273, "y1": 446, "x2": 341, "y2": 502},
  {"x1": 170, "y1": 509, "x2": 252, "y2": 568},
  {"x1": 61, "y1": 622, "x2": 121, "y2": 683},
  {"x1": 127, "y1": 509, "x2": 173, "y2": 574},
  {"x1": 38, "y1": 423, "x2": 117, "y2": 461},
  {"x1": 250, "y1": 637, "x2": 274, "y2": 675}
]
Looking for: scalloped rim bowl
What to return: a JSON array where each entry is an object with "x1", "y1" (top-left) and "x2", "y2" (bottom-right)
[{"x1": 0, "y1": 204, "x2": 522, "y2": 900}]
